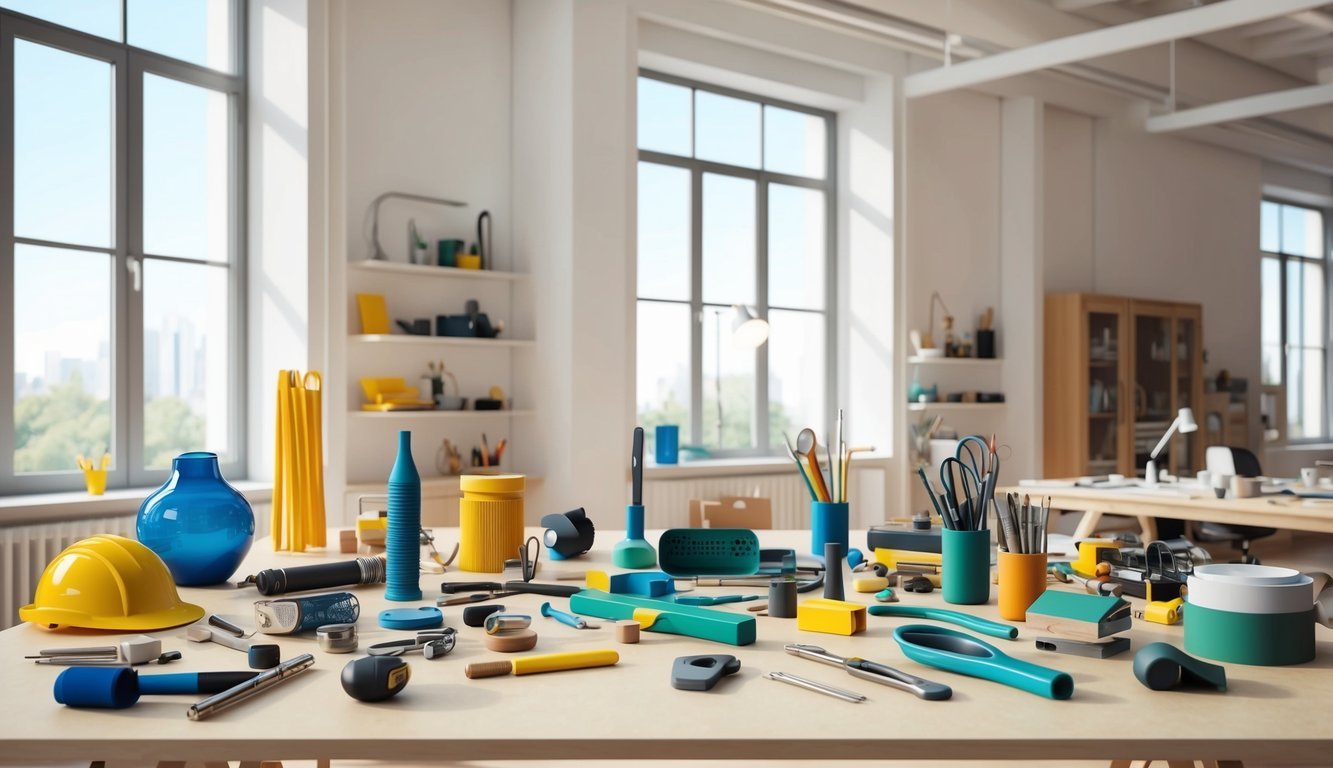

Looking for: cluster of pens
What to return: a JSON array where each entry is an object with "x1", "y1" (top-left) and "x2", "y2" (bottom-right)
[
  {"x1": 783, "y1": 409, "x2": 852, "y2": 503},
  {"x1": 998, "y1": 494, "x2": 1050, "y2": 554},
  {"x1": 915, "y1": 434, "x2": 1000, "y2": 531}
]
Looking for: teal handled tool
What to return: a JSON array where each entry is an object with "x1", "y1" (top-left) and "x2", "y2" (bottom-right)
[
  {"x1": 892, "y1": 624, "x2": 1074, "y2": 700},
  {"x1": 675, "y1": 594, "x2": 760, "y2": 606},
  {"x1": 570, "y1": 589, "x2": 756, "y2": 646},
  {"x1": 658, "y1": 528, "x2": 760, "y2": 576},
  {"x1": 540, "y1": 602, "x2": 598, "y2": 629},
  {"x1": 1133, "y1": 643, "x2": 1227, "y2": 692},
  {"x1": 868, "y1": 605, "x2": 1018, "y2": 640},
  {"x1": 612, "y1": 427, "x2": 656, "y2": 568}
]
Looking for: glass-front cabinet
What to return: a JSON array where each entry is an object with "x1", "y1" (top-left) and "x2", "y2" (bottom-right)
[{"x1": 1045, "y1": 293, "x2": 1203, "y2": 480}]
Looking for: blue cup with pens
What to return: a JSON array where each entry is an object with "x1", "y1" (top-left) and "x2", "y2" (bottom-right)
[
  {"x1": 655, "y1": 425, "x2": 679, "y2": 465},
  {"x1": 811, "y1": 501, "x2": 849, "y2": 557},
  {"x1": 918, "y1": 435, "x2": 1000, "y2": 605}
]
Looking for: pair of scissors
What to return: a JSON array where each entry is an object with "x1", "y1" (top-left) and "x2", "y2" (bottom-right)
[
  {"x1": 367, "y1": 628, "x2": 457, "y2": 659},
  {"x1": 939, "y1": 457, "x2": 983, "y2": 529}
]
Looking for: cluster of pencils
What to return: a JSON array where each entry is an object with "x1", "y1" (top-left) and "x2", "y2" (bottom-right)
[
  {"x1": 999, "y1": 493, "x2": 1049, "y2": 554},
  {"x1": 784, "y1": 409, "x2": 867, "y2": 504}
]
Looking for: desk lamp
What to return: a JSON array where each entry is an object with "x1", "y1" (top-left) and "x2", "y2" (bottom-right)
[{"x1": 1145, "y1": 407, "x2": 1197, "y2": 486}]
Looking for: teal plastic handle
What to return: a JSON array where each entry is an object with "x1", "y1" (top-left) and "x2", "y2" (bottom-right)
[
  {"x1": 868, "y1": 605, "x2": 1018, "y2": 640},
  {"x1": 893, "y1": 624, "x2": 1073, "y2": 700}
]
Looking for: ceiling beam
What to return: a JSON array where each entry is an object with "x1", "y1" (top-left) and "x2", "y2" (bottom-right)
[
  {"x1": 1255, "y1": 34, "x2": 1333, "y2": 61},
  {"x1": 1146, "y1": 80, "x2": 1333, "y2": 132},
  {"x1": 1053, "y1": 0, "x2": 1123, "y2": 11},
  {"x1": 905, "y1": 0, "x2": 1329, "y2": 99},
  {"x1": 1238, "y1": 16, "x2": 1305, "y2": 37}
]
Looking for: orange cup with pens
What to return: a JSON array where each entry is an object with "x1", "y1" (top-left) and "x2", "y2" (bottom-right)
[
  {"x1": 77, "y1": 453, "x2": 110, "y2": 496},
  {"x1": 998, "y1": 551, "x2": 1048, "y2": 621}
]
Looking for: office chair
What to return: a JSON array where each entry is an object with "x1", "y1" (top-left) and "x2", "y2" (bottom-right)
[{"x1": 1197, "y1": 446, "x2": 1275, "y2": 564}]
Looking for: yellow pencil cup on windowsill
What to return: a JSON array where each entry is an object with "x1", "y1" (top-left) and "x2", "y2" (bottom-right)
[{"x1": 82, "y1": 468, "x2": 107, "y2": 496}]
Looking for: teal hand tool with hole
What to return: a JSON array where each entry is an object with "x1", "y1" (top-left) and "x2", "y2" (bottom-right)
[
  {"x1": 658, "y1": 528, "x2": 760, "y2": 577},
  {"x1": 868, "y1": 605, "x2": 1017, "y2": 640},
  {"x1": 893, "y1": 624, "x2": 1074, "y2": 700}
]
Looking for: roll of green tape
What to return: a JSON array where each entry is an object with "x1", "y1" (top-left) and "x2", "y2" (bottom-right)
[{"x1": 1184, "y1": 602, "x2": 1314, "y2": 666}]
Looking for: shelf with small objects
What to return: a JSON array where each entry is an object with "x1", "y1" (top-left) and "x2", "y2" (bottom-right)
[
  {"x1": 906, "y1": 303, "x2": 1006, "y2": 518},
  {"x1": 342, "y1": 194, "x2": 535, "y2": 524}
]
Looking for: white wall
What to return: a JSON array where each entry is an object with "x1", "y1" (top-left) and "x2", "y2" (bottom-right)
[{"x1": 1043, "y1": 106, "x2": 1094, "y2": 294}]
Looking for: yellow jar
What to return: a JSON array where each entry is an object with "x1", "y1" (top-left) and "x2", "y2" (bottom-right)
[{"x1": 458, "y1": 474, "x2": 525, "y2": 573}]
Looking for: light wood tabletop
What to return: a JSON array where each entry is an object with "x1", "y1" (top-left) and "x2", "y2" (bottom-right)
[
  {"x1": 1, "y1": 528, "x2": 1331, "y2": 765},
  {"x1": 1000, "y1": 483, "x2": 1333, "y2": 540}
]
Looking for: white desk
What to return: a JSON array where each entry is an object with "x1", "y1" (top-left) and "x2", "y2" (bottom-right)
[{"x1": 1, "y1": 529, "x2": 1331, "y2": 766}]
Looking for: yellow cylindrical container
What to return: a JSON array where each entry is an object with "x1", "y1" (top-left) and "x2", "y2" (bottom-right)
[
  {"x1": 458, "y1": 474, "x2": 525, "y2": 573},
  {"x1": 998, "y1": 551, "x2": 1048, "y2": 621}
]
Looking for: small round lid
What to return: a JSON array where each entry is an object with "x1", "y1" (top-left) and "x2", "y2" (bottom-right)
[{"x1": 460, "y1": 474, "x2": 525, "y2": 494}]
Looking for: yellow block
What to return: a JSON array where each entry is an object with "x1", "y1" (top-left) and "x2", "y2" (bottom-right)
[
  {"x1": 873, "y1": 547, "x2": 943, "y2": 570},
  {"x1": 1072, "y1": 538, "x2": 1119, "y2": 578},
  {"x1": 796, "y1": 598, "x2": 867, "y2": 636},
  {"x1": 853, "y1": 576, "x2": 889, "y2": 593}
]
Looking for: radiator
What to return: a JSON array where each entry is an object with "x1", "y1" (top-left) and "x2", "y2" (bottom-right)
[
  {"x1": 1, "y1": 515, "x2": 137, "y2": 631},
  {"x1": 642, "y1": 467, "x2": 884, "y2": 530},
  {"x1": 3, "y1": 504, "x2": 272, "y2": 631}
]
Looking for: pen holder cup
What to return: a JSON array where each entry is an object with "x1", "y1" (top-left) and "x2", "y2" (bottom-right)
[
  {"x1": 82, "y1": 468, "x2": 107, "y2": 496},
  {"x1": 942, "y1": 528, "x2": 991, "y2": 605},
  {"x1": 458, "y1": 474, "x2": 526, "y2": 573},
  {"x1": 810, "y1": 501, "x2": 849, "y2": 557},
  {"x1": 998, "y1": 551, "x2": 1047, "y2": 621}
]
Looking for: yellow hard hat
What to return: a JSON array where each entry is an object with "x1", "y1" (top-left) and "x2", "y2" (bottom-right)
[{"x1": 19, "y1": 534, "x2": 204, "y2": 631}]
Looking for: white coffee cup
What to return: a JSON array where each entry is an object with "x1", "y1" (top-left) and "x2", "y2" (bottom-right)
[
  {"x1": 1196, "y1": 470, "x2": 1211, "y2": 489},
  {"x1": 1301, "y1": 467, "x2": 1318, "y2": 488}
]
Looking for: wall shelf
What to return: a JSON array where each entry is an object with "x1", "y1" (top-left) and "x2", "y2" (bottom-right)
[
  {"x1": 349, "y1": 409, "x2": 535, "y2": 420},
  {"x1": 350, "y1": 334, "x2": 535, "y2": 348},
  {"x1": 907, "y1": 356, "x2": 1003, "y2": 366},
  {"x1": 349, "y1": 259, "x2": 527, "y2": 282},
  {"x1": 907, "y1": 402, "x2": 1007, "y2": 413}
]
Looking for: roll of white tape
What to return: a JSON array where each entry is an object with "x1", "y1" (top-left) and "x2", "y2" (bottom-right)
[
  {"x1": 1187, "y1": 571, "x2": 1313, "y2": 615},
  {"x1": 1191, "y1": 563, "x2": 1305, "y2": 587}
]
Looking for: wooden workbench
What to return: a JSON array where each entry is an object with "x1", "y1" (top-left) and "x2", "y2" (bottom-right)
[
  {"x1": 1002, "y1": 483, "x2": 1333, "y2": 541},
  {"x1": 1, "y1": 528, "x2": 1330, "y2": 766}
]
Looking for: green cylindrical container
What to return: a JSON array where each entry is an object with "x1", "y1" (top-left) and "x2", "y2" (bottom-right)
[
  {"x1": 942, "y1": 528, "x2": 990, "y2": 605},
  {"x1": 1183, "y1": 602, "x2": 1314, "y2": 666}
]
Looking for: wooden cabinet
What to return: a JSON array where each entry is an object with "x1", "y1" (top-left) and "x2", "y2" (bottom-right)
[{"x1": 1044, "y1": 294, "x2": 1203, "y2": 480}]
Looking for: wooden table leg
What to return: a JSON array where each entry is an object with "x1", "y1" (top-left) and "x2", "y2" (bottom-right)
[
  {"x1": 1138, "y1": 516, "x2": 1158, "y2": 542},
  {"x1": 1072, "y1": 510, "x2": 1104, "y2": 539}
]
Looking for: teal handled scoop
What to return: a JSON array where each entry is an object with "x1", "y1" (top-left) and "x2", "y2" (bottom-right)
[
  {"x1": 892, "y1": 624, "x2": 1074, "y2": 700},
  {"x1": 868, "y1": 605, "x2": 1018, "y2": 640}
]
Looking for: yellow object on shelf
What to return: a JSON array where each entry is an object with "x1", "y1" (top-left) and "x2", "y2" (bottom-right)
[
  {"x1": 458, "y1": 474, "x2": 526, "y2": 573},
  {"x1": 76, "y1": 453, "x2": 110, "y2": 496},
  {"x1": 273, "y1": 370, "x2": 327, "y2": 552},
  {"x1": 356, "y1": 293, "x2": 390, "y2": 334},
  {"x1": 359, "y1": 377, "x2": 434, "y2": 411},
  {"x1": 796, "y1": 598, "x2": 867, "y2": 636},
  {"x1": 457, "y1": 254, "x2": 482, "y2": 270}
]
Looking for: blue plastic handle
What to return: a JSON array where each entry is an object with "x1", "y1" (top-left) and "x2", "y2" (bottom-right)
[
  {"x1": 893, "y1": 624, "x2": 1074, "y2": 700},
  {"x1": 868, "y1": 605, "x2": 1018, "y2": 640},
  {"x1": 53, "y1": 667, "x2": 139, "y2": 709}
]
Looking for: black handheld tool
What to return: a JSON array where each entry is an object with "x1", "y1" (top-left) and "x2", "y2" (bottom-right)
[
  {"x1": 632, "y1": 426, "x2": 644, "y2": 507},
  {"x1": 239, "y1": 556, "x2": 386, "y2": 596},
  {"x1": 342, "y1": 656, "x2": 410, "y2": 702}
]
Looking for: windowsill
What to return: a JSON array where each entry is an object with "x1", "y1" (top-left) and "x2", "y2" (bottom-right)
[
  {"x1": 0, "y1": 481, "x2": 273, "y2": 527},
  {"x1": 645, "y1": 453, "x2": 892, "y2": 480}
]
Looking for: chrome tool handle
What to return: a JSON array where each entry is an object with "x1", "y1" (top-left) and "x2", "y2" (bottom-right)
[
  {"x1": 784, "y1": 643, "x2": 846, "y2": 668},
  {"x1": 764, "y1": 671, "x2": 865, "y2": 703},
  {"x1": 845, "y1": 658, "x2": 952, "y2": 701}
]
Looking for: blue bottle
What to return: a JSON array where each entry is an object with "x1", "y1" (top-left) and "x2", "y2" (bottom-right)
[
  {"x1": 385, "y1": 430, "x2": 422, "y2": 601},
  {"x1": 136, "y1": 451, "x2": 254, "y2": 586}
]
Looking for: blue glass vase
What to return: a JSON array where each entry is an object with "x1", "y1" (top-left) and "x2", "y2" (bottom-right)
[{"x1": 136, "y1": 451, "x2": 255, "y2": 586}]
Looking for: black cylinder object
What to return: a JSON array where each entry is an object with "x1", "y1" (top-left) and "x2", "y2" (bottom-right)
[
  {"x1": 342, "y1": 656, "x2": 411, "y2": 703},
  {"x1": 823, "y1": 542, "x2": 845, "y2": 601},
  {"x1": 976, "y1": 330, "x2": 996, "y2": 359},
  {"x1": 253, "y1": 556, "x2": 386, "y2": 596},
  {"x1": 768, "y1": 579, "x2": 798, "y2": 618}
]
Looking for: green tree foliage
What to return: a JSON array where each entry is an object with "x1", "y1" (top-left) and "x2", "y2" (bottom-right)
[
  {"x1": 14, "y1": 373, "x2": 110, "y2": 472},
  {"x1": 639, "y1": 375, "x2": 794, "y2": 454},
  {"x1": 144, "y1": 395, "x2": 204, "y2": 468},
  {"x1": 13, "y1": 373, "x2": 204, "y2": 473}
]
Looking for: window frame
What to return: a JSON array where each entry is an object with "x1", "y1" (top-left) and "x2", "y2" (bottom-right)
[
  {"x1": 1261, "y1": 197, "x2": 1330, "y2": 443},
  {"x1": 0, "y1": 4, "x2": 247, "y2": 494},
  {"x1": 636, "y1": 69, "x2": 837, "y2": 457}
]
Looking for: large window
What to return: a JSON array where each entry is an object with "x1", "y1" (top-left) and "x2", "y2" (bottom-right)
[
  {"x1": 1261, "y1": 199, "x2": 1327, "y2": 441},
  {"x1": 635, "y1": 72, "x2": 834, "y2": 457},
  {"x1": 1, "y1": 2, "x2": 245, "y2": 494}
]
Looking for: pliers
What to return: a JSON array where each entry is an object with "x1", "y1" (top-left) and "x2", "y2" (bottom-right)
[{"x1": 367, "y1": 628, "x2": 457, "y2": 659}]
